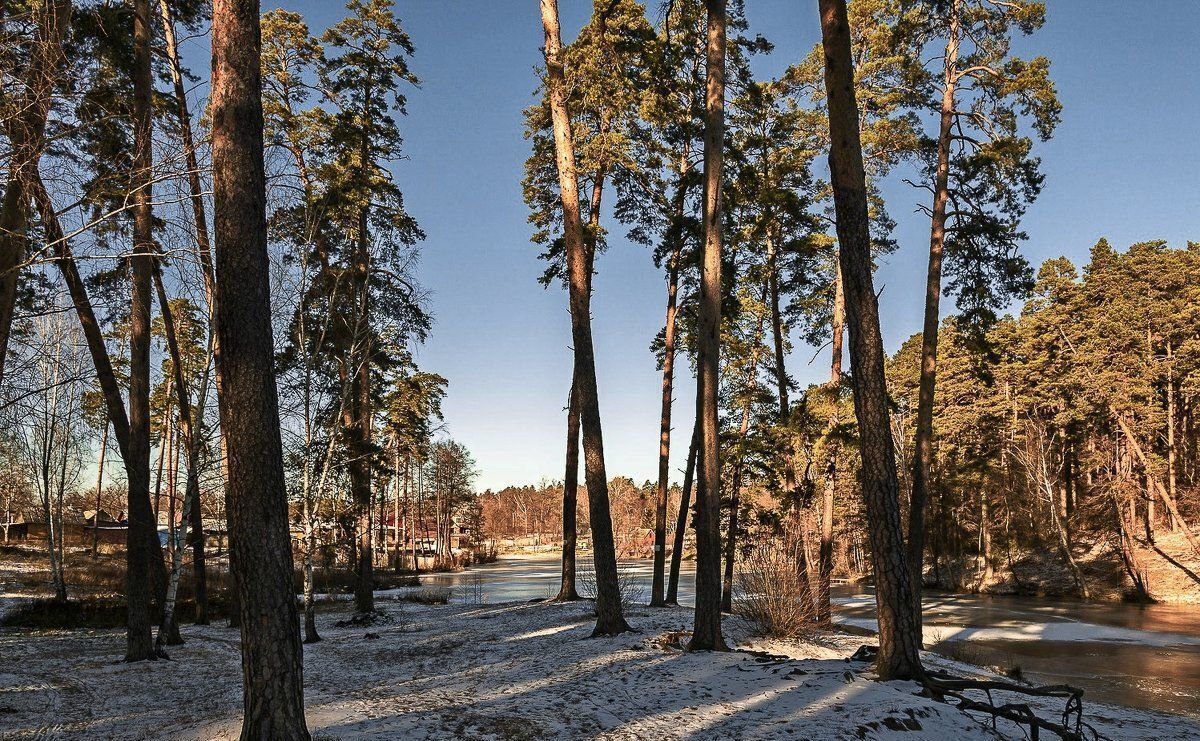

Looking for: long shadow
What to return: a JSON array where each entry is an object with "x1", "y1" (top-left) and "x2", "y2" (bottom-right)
[
  {"x1": 1150, "y1": 544, "x2": 1200, "y2": 586},
  {"x1": 309, "y1": 601, "x2": 989, "y2": 739}
]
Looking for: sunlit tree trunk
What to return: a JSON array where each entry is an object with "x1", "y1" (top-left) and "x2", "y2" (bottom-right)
[
  {"x1": 689, "y1": 0, "x2": 728, "y2": 652},
  {"x1": 540, "y1": 0, "x2": 629, "y2": 635},
  {"x1": 817, "y1": 0, "x2": 923, "y2": 680},
  {"x1": 211, "y1": 0, "x2": 310, "y2": 735},
  {"x1": 1115, "y1": 412, "x2": 1199, "y2": 556}
]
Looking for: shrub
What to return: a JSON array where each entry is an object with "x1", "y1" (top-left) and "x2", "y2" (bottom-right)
[
  {"x1": 577, "y1": 561, "x2": 645, "y2": 608},
  {"x1": 734, "y1": 543, "x2": 816, "y2": 638},
  {"x1": 399, "y1": 587, "x2": 452, "y2": 605}
]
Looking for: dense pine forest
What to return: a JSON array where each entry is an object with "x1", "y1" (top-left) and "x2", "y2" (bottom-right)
[{"x1": 1, "y1": 0, "x2": 1198, "y2": 739}]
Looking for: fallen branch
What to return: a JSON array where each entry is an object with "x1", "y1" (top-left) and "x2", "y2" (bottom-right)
[{"x1": 922, "y1": 669, "x2": 1106, "y2": 741}]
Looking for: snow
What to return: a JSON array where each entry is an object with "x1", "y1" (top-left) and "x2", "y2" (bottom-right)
[{"x1": 2, "y1": 600, "x2": 1197, "y2": 740}]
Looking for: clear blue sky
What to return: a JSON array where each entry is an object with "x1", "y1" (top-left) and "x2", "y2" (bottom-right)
[{"x1": 248, "y1": 1, "x2": 1200, "y2": 491}]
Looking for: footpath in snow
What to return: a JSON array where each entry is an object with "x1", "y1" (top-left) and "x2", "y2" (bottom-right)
[{"x1": 1, "y1": 600, "x2": 1197, "y2": 739}]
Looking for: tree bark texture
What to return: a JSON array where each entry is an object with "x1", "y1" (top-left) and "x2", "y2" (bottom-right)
[
  {"x1": 211, "y1": 0, "x2": 310, "y2": 736},
  {"x1": 689, "y1": 0, "x2": 728, "y2": 652},
  {"x1": 666, "y1": 419, "x2": 700, "y2": 605},
  {"x1": 540, "y1": 0, "x2": 629, "y2": 636},
  {"x1": 817, "y1": 0, "x2": 924, "y2": 680}
]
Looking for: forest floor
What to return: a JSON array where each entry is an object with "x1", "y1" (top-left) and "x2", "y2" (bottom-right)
[{"x1": 2, "y1": 597, "x2": 1198, "y2": 740}]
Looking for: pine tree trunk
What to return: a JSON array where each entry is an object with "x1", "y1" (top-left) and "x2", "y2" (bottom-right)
[
  {"x1": 689, "y1": 0, "x2": 728, "y2": 652},
  {"x1": 830, "y1": 259, "x2": 845, "y2": 381},
  {"x1": 302, "y1": 478, "x2": 319, "y2": 643},
  {"x1": 721, "y1": 398, "x2": 752, "y2": 613},
  {"x1": 211, "y1": 0, "x2": 310, "y2": 735},
  {"x1": 126, "y1": 0, "x2": 162, "y2": 663},
  {"x1": 152, "y1": 267, "x2": 209, "y2": 646},
  {"x1": 413, "y1": 464, "x2": 422, "y2": 575},
  {"x1": 909, "y1": 0, "x2": 960, "y2": 628},
  {"x1": 554, "y1": 127, "x2": 606, "y2": 602},
  {"x1": 666, "y1": 420, "x2": 699, "y2": 605},
  {"x1": 158, "y1": 0, "x2": 213, "y2": 623},
  {"x1": 722, "y1": 302, "x2": 767, "y2": 613},
  {"x1": 1115, "y1": 412, "x2": 1200, "y2": 556},
  {"x1": 1167, "y1": 343, "x2": 1179, "y2": 531},
  {"x1": 817, "y1": 287, "x2": 843, "y2": 624},
  {"x1": 767, "y1": 233, "x2": 817, "y2": 613},
  {"x1": 817, "y1": 0, "x2": 924, "y2": 681},
  {"x1": 540, "y1": 0, "x2": 629, "y2": 636},
  {"x1": 651, "y1": 147, "x2": 690, "y2": 607},
  {"x1": 351, "y1": 207, "x2": 375, "y2": 612}
]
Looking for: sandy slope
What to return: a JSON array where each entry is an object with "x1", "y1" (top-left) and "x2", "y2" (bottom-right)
[{"x1": 1, "y1": 600, "x2": 1196, "y2": 740}]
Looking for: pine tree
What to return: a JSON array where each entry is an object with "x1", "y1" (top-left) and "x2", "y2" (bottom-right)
[
  {"x1": 906, "y1": 0, "x2": 1060, "y2": 619},
  {"x1": 210, "y1": 0, "x2": 310, "y2": 734},
  {"x1": 815, "y1": 0, "x2": 923, "y2": 680},
  {"x1": 688, "y1": 0, "x2": 729, "y2": 652},
  {"x1": 538, "y1": 0, "x2": 630, "y2": 636},
  {"x1": 523, "y1": 0, "x2": 654, "y2": 603}
]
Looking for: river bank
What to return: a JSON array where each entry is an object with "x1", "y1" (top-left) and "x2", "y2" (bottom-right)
[
  {"x1": 421, "y1": 553, "x2": 1200, "y2": 718},
  {"x1": 2, "y1": 598, "x2": 1196, "y2": 739}
]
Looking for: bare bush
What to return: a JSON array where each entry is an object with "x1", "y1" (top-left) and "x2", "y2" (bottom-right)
[
  {"x1": 734, "y1": 543, "x2": 816, "y2": 638},
  {"x1": 577, "y1": 560, "x2": 645, "y2": 608}
]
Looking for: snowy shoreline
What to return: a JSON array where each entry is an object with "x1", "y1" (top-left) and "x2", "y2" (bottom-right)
[{"x1": 2, "y1": 600, "x2": 1197, "y2": 739}]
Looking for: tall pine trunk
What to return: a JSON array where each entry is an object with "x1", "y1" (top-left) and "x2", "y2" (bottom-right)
[
  {"x1": 817, "y1": 260, "x2": 845, "y2": 623},
  {"x1": 651, "y1": 151, "x2": 689, "y2": 607},
  {"x1": 539, "y1": 0, "x2": 629, "y2": 635},
  {"x1": 158, "y1": 0, "x2": 212, "y2": 623},
  {"x1": 555, "y1": 136, "x2": 606, "y2": 602},
  {"x1": 126, "y1": 0, "x2": 161, "y2": 663},
  {"x1": 817, "y1": 0, "x2": 923, "y2": 680},
  {"x1": 722, "y1": 298, "x2": 767, "y2": 612},
  {"x1": 908, "y1": 0, "x2": 960, "y2": 627},
  {"x1": 351, "y1": 208, "x2": 375, "y2": 613},
  {"x1": 211, "y1": 0, "x2": 310, "y2": 735},
  {"x1": 689, "y1": 0, "x2": 727, "y2": 651}
]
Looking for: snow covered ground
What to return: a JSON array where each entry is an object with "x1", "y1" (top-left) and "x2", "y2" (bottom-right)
[{"x1": 1, "y1": 600, "x2": 1197, "y2": 740}]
